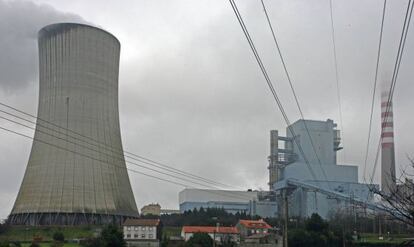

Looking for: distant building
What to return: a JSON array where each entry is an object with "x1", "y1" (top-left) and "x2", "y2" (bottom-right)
[
  {"x1": 181, "y1": 226, "x2": 240, "y2": 243},
  {"x1": 236, "y1": 219, "x2": 272, "y2": 239},
  {"x1": 141, "y1": 203, "x2": 161, "y2": 216},
  {"x1": 179, "y1": 189, "x2": 277, "y2": 217},
  {"x1": 160, "y1": 209, "x2": 181, "y2": 215},
  {"x1": 123, "y1": 219, "x2": 162, "y2": 247}
]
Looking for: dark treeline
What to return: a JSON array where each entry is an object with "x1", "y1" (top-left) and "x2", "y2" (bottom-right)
[{"x1": 141, "y1": 207, "x2": 280, "y2": 227}]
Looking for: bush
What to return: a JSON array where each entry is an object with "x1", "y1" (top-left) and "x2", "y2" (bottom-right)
[
  {"x1": 82, "y1": 225, "x2": 125, "y2": 247},
  {"x1": 186, "y1": 232, "x2": 213, "y2": 247},
  {"x1": 0, "y1": 241, "x2": 9, "y2": 247},
  {"x1": 29, "y1": 242, "x2": 40, "y2": 247},
  {"x1": 53, "y1": 231, "x2": 65, "y2": 242}
]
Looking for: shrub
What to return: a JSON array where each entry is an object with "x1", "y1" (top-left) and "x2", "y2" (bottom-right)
[
  {"x1": 186, "y1": 232, "x2": 213, "y2": 247},
  {"x1": 53, "y1": 231, "x2": 65, "y2": 242}
]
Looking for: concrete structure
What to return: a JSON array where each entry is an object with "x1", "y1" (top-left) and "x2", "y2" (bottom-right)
[
  {"x1": 123, "y1": 219, "x2": 161, "y2": 247},
  {"x1": 272, "y1": 119, "x2": 376, "y2": 218},
  {"x1": 181, "y1": 226, "x2": 240, "y2": 243},
  {"x1": 9, "y1": 23, "x2": 138, "y2": 225},
  {"x1": 141, "y1": 203, "x2": 161, "y2": 216},
  {"x1": 179, "y1": 189, "x2": 277, "y2": 217},
  {"x1": 381, "y1": 90, "x2": 396, "y2": 195}
]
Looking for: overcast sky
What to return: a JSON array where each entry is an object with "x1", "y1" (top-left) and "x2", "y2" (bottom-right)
[{"x1": 0, "y1": 0, "x2": 413, "y2": 219}]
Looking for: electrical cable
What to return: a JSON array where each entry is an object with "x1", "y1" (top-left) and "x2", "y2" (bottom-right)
[
  {"x1": 329, "y1": 0, "x2": 346, "y2": 162},
  {"x1": 260, "y1": 0, "x2": 330, "y2": 184},
  {"x1": 0, "y1": 124, "x2": 260, "y2": 202},
  {"x1": 229, "y1": 0, "x2": 318, "y2": 181},
  {"x1": 368, "y1": 0, "x2": 413, "y2": 189},
  {"x1": 363, "y1": 0, "x2": 387, "y2": 183},
  {"x1": 0, "y1": 102, "x2": 235, "y2": 189}
]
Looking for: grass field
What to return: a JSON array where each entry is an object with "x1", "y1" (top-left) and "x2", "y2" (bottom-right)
[
  {"x1": 162, "y1": 226, "x2": 181, "y2": 238},
  {"x1": 0, "y1": 226, "x2": 95, "y2": 242},
  {"x1": 21, "y1": 243, "x2": 81, "y2": 247},
  {"x1": 357, "y1": 233, "x2": 412, "y2": 244}
]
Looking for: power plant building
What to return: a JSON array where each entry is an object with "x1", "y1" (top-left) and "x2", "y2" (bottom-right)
[
  {"x1": 9, "y1": 23, "x2": 139, "y2": 225},
  {"x1": 179, "y1": 189, "x2": 278, "y2": 218},
  {"x1": 271, "y1": 119, "x2": 376, "y2": 218}
]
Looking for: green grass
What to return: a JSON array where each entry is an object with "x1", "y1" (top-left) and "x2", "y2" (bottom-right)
[
  {"x1": 357, "y1": 233, "x2": 410, "y2": 244},
  {"x1": 21, "y1": 244, "x2": 81, "y2": 247},
  {"x1": 162, "y1": 226, "x2": 181, "y2": 238},
  {"x1": 0, "y1": 226, "x2": 95, "y2": 242}
]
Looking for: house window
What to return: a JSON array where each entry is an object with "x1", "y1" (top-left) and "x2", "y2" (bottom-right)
[
  {"x1": 126, "y1": 234, "x2": 131, "y2": 238},
  {"x1": 134, "y1": 234, "x2": 138, "y2": 238},
  {"x1": 134, "y1": 226, "x2": 138, "y2": 231},
  {"x1": 149, "y1": 234, "x2": 153, "y2": 239},
  {"x1": 141, "y1": 234, "x2": 146, "y2": 238},
  {"x1": 127, "y1": 227, "x2": 131, "y2": 231},
  {"x1": 141, "y1": 226, "x2": 146, "y2": 231}
]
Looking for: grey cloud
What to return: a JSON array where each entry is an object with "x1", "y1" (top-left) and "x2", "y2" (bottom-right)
[
  {"x1": 0, "y1": 0, "x2": 413, "y2": 217},
  {"x1": 0, "y1": 0, "x2": 85, "y2": 92}
]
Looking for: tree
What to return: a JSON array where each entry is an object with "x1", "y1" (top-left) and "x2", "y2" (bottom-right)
[
  {"x1": 82, "y1": 225, "x2": 125, "y2": 247},
  {"x1": 373, "y1": 157, "x2": 414, "y2": 227},
  {"x1": 289, "y1": 213, "x2": 343, "y2": 247},
  {"x1": 52, "y1": 231, "x2": 65, "y2": 242},
  {"x1": 100, "y1": 224, "x2": 126, "y2": 247},
  {"x1": 305, "y1": 213, "x2": 328, "y2": 233},
  {"x1": 186, "y1": 232, "x2": 213, "y2": 247}
]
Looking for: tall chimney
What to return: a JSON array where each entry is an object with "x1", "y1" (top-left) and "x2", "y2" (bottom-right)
[
  {"x1": 381, "y1": 89, "x2": 396, "y2": 195},
  {"x1": 268, "y1": 130, "x2": 279, "y2": 190}
]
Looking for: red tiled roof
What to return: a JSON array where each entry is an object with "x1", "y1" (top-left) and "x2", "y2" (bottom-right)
[
  {"x1": 238, "y1": 220, "x2": 271, "y2": 229},
  {"x1": 182, "y1": 226, "x2": 239, "y2": 234},
  {"x1": 123, "y1": 218, "x2": 160, "y2": 226}
]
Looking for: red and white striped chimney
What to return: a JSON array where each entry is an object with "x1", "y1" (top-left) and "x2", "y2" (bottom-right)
[{"x1": 381, "y1": 90, "x2": 396, "y2": 194}]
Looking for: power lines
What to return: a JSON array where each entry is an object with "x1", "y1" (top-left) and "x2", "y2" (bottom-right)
[
  {"x1": 229, "y1": 0, "x2": 319, "y2": 181},
  {"x1": 363, "y1": 0, "x2": 387, "y2": 183},
  {"x1": 367, "y1": 0, "x2": 413, "y2": 186},
  {"x1": 260, "y1": 0, "x2": 330, "y2": 184},
  {"x1": 0, "y1": 102, "x2": 243, "y2": 192},
  {"x1": 329, "y1": 0, "x2": 346, "y2": 162}
]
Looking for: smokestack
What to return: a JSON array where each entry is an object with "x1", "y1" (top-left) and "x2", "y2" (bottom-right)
[
  {"x1": 381, "y1": 89, "x2": 396, "y2": 195},
  {"x1": 268, "y1": 130, "x2": 279, "y2": 190}
]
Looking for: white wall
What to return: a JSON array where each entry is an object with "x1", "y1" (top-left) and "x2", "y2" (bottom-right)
[{"x1": 124, "y1": 226, "x2": 157, "y2": 240}]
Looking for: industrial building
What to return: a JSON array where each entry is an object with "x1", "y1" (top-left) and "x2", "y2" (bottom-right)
[
  {"x1": 272, "y1": 119, "x2": 376, "y2": 218},
  {"x1": 9, "y1": 23, "x2": 139, "y2": 225},
  {"x1": 179, "y1": 119, "x2": 377, "y2": 219},
  {"x1": 179, "y1": 189, "x2": 277, "y2": 218}
]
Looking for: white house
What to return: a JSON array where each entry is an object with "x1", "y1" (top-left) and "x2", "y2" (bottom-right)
[
  {"x1": 123, "y1": 219, "x2": 161, "y2": 247},
  {"x1": 181, "y1": 226, "x2": 240, "y2": 243}
]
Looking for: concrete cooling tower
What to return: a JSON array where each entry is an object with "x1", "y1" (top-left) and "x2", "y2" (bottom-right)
[{"x1": 9, "y1": 23, "x2": 139, "y2": 225}]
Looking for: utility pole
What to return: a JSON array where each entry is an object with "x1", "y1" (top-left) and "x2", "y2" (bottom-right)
[
  {"x1": 283, "y1": 190, "x2": 289, "y2": 247},
  {"x1": 379, "y1": 214, "x2": 382, "y2": 237}
]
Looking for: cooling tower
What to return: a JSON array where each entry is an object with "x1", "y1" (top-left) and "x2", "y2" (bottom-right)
[
  {"x1": 381, "y1": 89, "x2": 396, "y2": 195},
  {"x1": 9, "y1": 23, "x2": 139, "y2": 225}
]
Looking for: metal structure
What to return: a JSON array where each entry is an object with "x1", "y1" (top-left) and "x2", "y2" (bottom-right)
[
  {"x1": 381, "y1": 90, "x2": 396, "y2": 195},
  {"x1": 268, "y1": 130, "x2": 295, "y2": 190},
  {"x1": 9, "y1": 23, "x2": 139, "y2": 225}
]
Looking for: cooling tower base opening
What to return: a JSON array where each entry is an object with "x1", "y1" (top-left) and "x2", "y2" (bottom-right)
[{"x1": 8, "y1": 212, "x2": 138, "y2": 226}]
